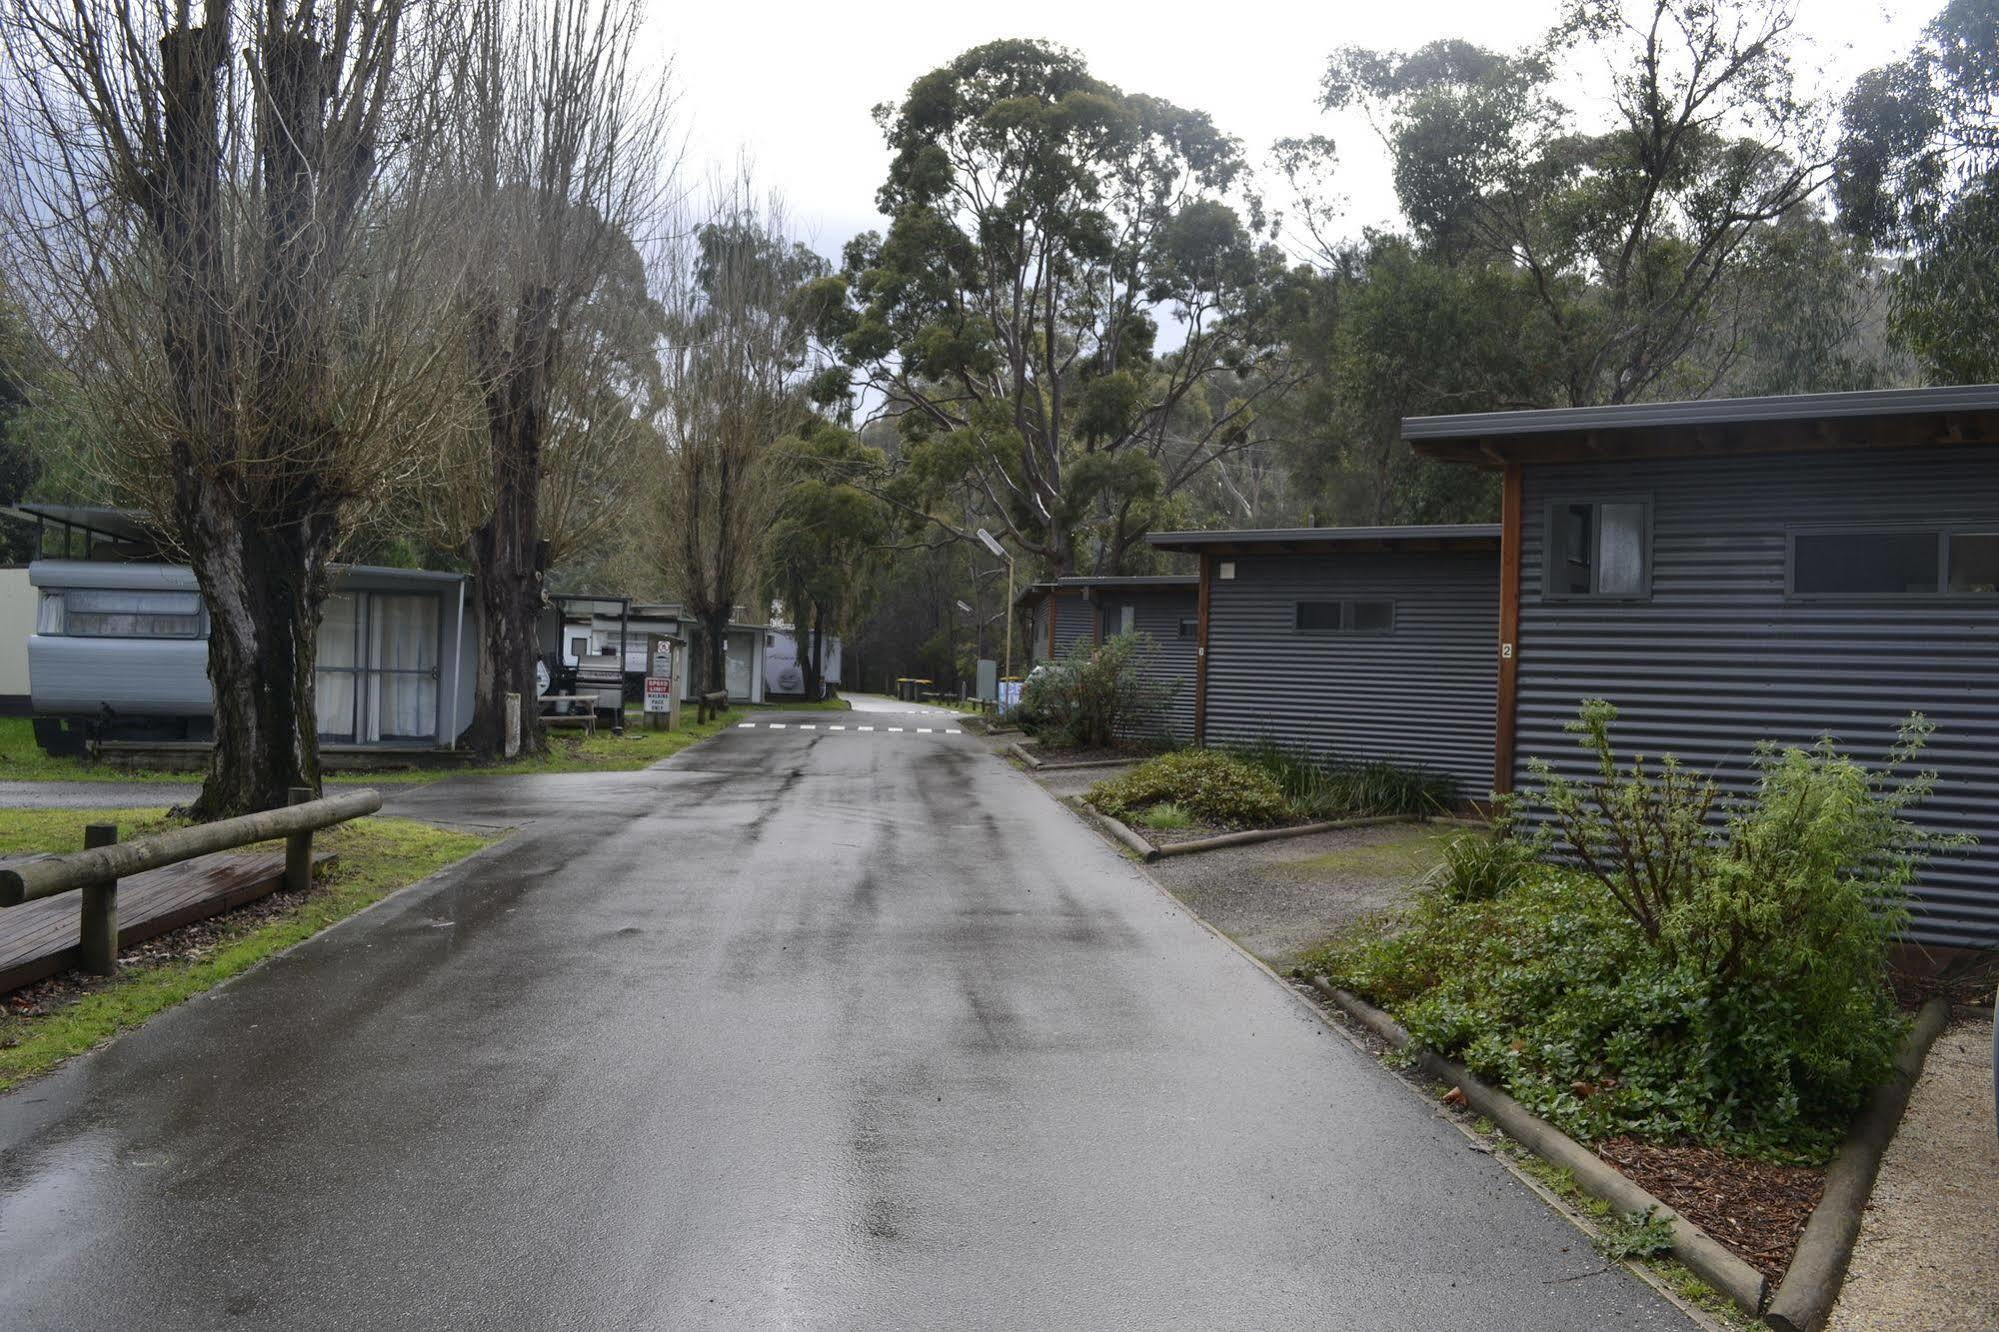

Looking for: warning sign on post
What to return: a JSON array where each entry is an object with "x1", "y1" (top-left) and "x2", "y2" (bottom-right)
[{"x1": 643, "y1": 676, "x2": 673, "y2": 713}]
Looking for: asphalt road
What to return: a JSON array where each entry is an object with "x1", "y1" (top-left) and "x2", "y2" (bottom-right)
[{"x1": 0, "y1": 698, "x2": 1689, "y2": 1329}]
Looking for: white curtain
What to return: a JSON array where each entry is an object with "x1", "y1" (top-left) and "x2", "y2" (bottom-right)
[
  {"x1": 365, "y1": 594, "x2": 439, "y2": 741},
  {"x1": 316, "y1": 594, "x2": 360, "y2": 741}
]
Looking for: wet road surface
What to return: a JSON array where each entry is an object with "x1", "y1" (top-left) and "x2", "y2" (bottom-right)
[{"x1": 0, "y1": 701, "x2": 1689, "y2": 1329}]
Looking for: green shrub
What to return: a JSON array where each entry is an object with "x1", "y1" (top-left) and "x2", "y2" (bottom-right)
[
  {"x1": 1229, "y1": 738, "x2": 1453, "y2": 819},
  {"x1": 1017, "y1": 634, "x2": 1177, "y2": 748},
  {"x1": 1137, "y1": 802, "x2": 1193, "y2": 830},
  {"x1": 1090, "y1": 749, "x2": 1291, "y2": 829},
  {"x1": 1311, "y1": 704, "x2": 1963, "y2": 1159}
]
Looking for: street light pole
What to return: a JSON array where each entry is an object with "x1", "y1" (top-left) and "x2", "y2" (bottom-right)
[{"x1": 977, "y1": 528, "x2": 1014, "y2": 685}]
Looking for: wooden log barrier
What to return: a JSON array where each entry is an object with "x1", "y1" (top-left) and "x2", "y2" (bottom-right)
[{"x1": 0, "y1": 789, "x2": 383, "y2": 908}]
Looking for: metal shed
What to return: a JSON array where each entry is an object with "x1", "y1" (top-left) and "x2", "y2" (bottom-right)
[
  {"x1": 1015, "y1": 583, "x2": 1095, "y2": 663},
  {"x1": 1407, "y1": 383, "x2": 1999, "y2": 950},
  {"x1": 1146, "y1": 527, "x2": 1500, "y2": 800},
  {"x1": 1017, "y1": 576, "x2": 1199, "y2": 740}
]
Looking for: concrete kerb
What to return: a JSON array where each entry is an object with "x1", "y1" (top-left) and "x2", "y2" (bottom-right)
[
  {"x1": 1150, "y1": 814, "x2": 1423, "y2": 858},
  {"x1": 1081, "y1": 803, "x2": 1158, "y2": 860},
  {"x1": 1005, "y1": 741, "x2": 1142, "y2": 772},
  {"x1": 1763, "y1": 994, "x2": 1955, "y2": 1332},
  {"x1": 1309, "y1": 977, "x2": 1770, "y2": 1319}
]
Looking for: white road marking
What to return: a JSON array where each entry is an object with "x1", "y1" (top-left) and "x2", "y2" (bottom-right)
[
  {"x1": 737, "y1": 723, "x2": 755, "y2": 728},
  {"x1": 798, "y1": 724, "x2": 816, "y2": 730},
  {"x1": 829, "y1": 725, "x2": 846, "y2": 731},
  {"x1": 889, "y1": 727, "x2": 904, "y2": 733},
  {"x1": 859, "y1": 725, "x2": 875, "y2": 732},
  {"x1": 947, "y1": 729, "x2": 962, "y2": 735},
  {"x1": 768, "y1": 723, "x2": 786, "y2": 729},
  {"x1": 917, "y1": 727, "x2": 933, "y2": 733}
]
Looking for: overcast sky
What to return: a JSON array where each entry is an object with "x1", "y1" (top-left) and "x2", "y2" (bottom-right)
[{"x1": 647, "y1": 1, "x2": 1933, "y2": 265}]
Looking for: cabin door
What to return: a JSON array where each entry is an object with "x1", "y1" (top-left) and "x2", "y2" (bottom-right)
[{"x1": 316, "y1": 591, "x2": 440, "y2": 744}]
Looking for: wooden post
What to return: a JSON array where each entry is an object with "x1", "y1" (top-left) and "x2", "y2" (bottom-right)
[
  {"x1": 1495, "y1": 462, "x2": 1524, "y2": 797},
  {"x1": 80, "y1": 823, "x2": 118, "y2": 976},
  {"x1": 286, "y1": 786, "x2": 314, "y2": 894}
]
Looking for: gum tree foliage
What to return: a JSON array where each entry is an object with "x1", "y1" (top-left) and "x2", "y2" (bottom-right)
[
  {"x1": 1837, "y1": 0, "x2": 1999, "y2": 382},
  {"x1": 762, "y1": 420, "x2": 890, "y2": 701},
  {"x1": 1323, "y1": 0, "x2": 1827, "y2": 407},
  {"x1": 0, "y1": 0, "x2": 453, "y2": 815},
  {"x1": 809, "y1": 40, "x2": 1308, "y2": 577}
]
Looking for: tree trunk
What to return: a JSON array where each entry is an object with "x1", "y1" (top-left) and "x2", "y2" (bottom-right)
[
  {"x1": 467, "y1": 294, "x2": 555, "y2": 759},
  {"x1": 800, "y1": 602, "x2": 824, "y2": 701},
  {"x1": 184, "y1": 518, "x2": 326, "y2": 817},
  {"x1": 699, "y1": 608, "x2": 731, "y2": 701}
]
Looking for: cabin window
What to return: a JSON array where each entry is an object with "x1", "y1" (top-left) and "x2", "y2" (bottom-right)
[
  {"x1": 1789, "y1": 529, "x2": 1999, "y2": 596},
  {"x1": 1295, "y1": 600, "x2": 1395, "y2": 633},
  {"x1": 1118, "y1": 604, "x2": 1136, "y2": 635},
  {"x1": 1949, "y1": 533, "x2": 1999, "y2": 593},
  {"x1": 61, "y1": 588, "x2": 203, "y2": 638},
  {"x1": 1545, "y1": 498, "x2": 1649, "y2": 598},
  {"x1": 1178, "y1": 618, "x2": 1197, "y2": 639}
]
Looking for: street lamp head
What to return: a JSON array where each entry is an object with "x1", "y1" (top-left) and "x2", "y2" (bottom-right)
[
  {"x1": 954, "y1": 599, "x2": 973, "y2": 614},
  {"x1": 975, "y1": 528, "x2": 1007, "y2": 560}
]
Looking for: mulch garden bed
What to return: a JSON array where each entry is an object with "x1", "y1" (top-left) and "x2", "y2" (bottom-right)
[
  {"x1": 1595, "y1": 1136, "x2": 1826, "y2": 1285},
  {"x1": 1, "y1": 876, "x2": 316, "y2": 1019}
]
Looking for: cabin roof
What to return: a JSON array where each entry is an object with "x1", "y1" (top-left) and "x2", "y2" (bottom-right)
[
  {"x1": 1146, "y1": 525, "x2": 1501, "y2": 556},
  {"x1": 1402, "y1": 385, "x2": 1999, "y2": 467}
]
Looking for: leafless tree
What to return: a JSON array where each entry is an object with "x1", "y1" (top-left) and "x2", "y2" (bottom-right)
[
  {"x1": 652, "y1": 174, "x2": 817, "y2": 700},
  {"x1": 0, "y1": 0, "x2": 459, "y2": 815},
  {"x1": 430, "y1": 0, "x2": 675, "y2": 757}
]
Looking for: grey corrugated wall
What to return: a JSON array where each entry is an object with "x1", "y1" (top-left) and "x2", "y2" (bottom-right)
[
  {"x1": 1032, "y1": 591, "x2": 1095, "y2": 661},
  {"x1": 1204, "y1": 551, "x2": 1498, "y2": 800},
  {"x1": 1514, "y1": 445, "x2": 1999, "y2": 950},
  {"x1": 1097, "y1": 587, "x2": 1198, "y2": 741}
]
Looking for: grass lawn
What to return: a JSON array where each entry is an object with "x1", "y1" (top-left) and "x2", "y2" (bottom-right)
[
  {"x1": 341, "y1": 707, "x2": 746, "y2": 783},
  {"x1": 0, "y1": 805, "x2": 494, "y2": 1090},
  {"x1": 0, "y1": 709, "x2": 746, "y2": 787},
  {"x1": 0, "y1": 717, "x2": 188, "y2": 784}
]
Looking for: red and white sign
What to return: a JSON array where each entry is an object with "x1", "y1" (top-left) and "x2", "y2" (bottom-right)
[{"x1": 643, "y1": 676, "x2": 673, "y2": 713}]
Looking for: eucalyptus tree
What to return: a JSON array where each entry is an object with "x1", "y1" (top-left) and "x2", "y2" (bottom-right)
[
  {"x1": 0, "y1": 0, "x2": 454, "y2": 814},
  {"x1": 811, "y1": 40, "x2": 1307, "y2": 578},
  {"x1": 1838, "y1": 0, "x2": 1999, "y2": 382},
  {"x1": 1324, "y1": 0, "x2": 1828, "y2": 407}
]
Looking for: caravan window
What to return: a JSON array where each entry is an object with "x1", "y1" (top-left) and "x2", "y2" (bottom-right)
[{"x1": 61, "y1": 588, "x2": 203, "y2": 638}]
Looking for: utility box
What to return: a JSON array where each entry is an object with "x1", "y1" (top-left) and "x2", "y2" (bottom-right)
[{"x1": 975, "y1": 658, "x2": 997, "y2": 703}]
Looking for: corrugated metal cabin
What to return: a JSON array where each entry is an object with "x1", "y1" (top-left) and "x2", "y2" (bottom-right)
[
  {"x1": 1406, "y1": 384, "x2": 1999, "y2": 950},
  {"x1": 1017, "y1": 582, "x2": 1095, "y2": 662},
  {"x1": 1016, "y1": 576, "x2": 1200, "y2": 739},
  {"x1": 1146, "y1": 527, "x2": 1501, "y2": 802}
]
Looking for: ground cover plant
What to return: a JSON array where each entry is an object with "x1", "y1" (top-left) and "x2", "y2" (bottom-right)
[
  {"x1": 1089, "y1": 750, "x2": 1290, "y2": 830},
  {"x1": 0, "y1": 807, "x2": 493, "y2": 1089},
  {"x1": 1227, "y1": 738, "x2": 1453, "y2": 820},
  {"x1": 1306, "y1": 700, "x2": 1956, "y2": 1160}
]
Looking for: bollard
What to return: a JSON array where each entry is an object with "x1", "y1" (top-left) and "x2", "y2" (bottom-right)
[
  {"x1": 286, "y1": 786, "x2": 314, "y2": 894},
  {"x1": 80, "y1": 823, "x2": 118, "y2": 976}
]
